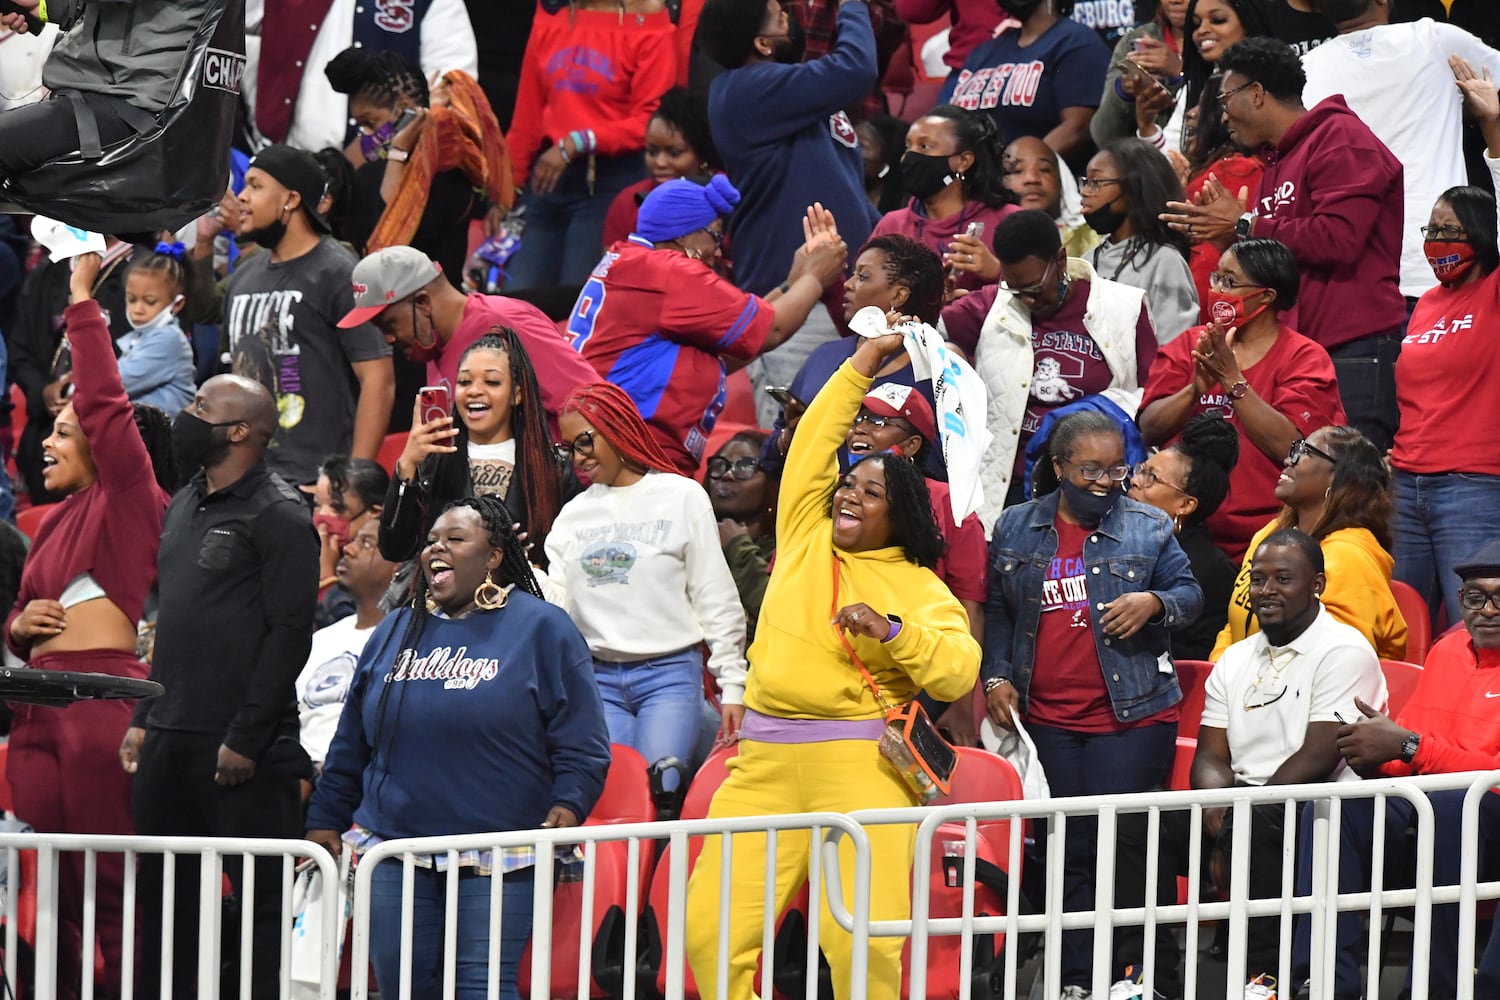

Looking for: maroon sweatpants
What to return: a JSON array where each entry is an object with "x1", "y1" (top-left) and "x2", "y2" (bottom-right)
[{"x1": 7, "y1": 648, "x2": 148, "y2": 1000}]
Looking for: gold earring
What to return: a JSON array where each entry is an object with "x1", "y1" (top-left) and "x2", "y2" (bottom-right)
[
  {"x1": 474, "y1": 576, "x2": 508, "y2": 611},
  {"x1": 424, "y1": 594, "x2": 439, "y2": 614}
]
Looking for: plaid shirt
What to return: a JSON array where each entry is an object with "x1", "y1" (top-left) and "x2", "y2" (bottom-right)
[{"x1": 789, "y1": 0, "x2": 907, "y2": 121}]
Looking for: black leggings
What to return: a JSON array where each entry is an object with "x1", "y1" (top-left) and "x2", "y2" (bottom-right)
[{"x1": 0, "y1": 91, "x2": 142, "y2": 183}]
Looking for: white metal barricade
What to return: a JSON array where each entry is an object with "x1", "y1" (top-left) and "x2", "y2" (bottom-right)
[
  {"x1": 346, "y1": 812, "x2": 872, "y2": 1000},
  {"x1": 0, "y1": 832, "x2": 339, "y2": 1000}
]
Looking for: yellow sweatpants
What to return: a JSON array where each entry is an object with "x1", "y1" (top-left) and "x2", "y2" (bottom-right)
[{"x1": 684, "y1": 737, "x2": 916, "y2": 1000}]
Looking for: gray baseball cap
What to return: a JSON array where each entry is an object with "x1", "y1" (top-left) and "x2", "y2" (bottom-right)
[{"x1": 338, "y1": 246, "x2": 443, "y2": 328}]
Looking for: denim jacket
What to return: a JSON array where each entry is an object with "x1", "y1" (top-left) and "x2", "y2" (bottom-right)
[{"x1": 982, "y1": 491, "x2": 1203, "y2": 723}]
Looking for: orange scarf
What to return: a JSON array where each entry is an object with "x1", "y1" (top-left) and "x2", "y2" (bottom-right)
[{"x1": 366, "y1": 70, "x2": 514, "y2": 253}]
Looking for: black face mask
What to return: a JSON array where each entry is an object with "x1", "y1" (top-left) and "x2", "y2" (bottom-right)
[
  {"x1": 900, "y1": 150, "x2": 960, "y2": 201},
  {"x1": 539, "y1": 0, "x2": 568, "y2": 12},
  {"x1": 998, "y1": 0, "x2": 1044, "y2": 18},
  {"x1": 1312, "y1": 0, "x2": 1369, "y2": 23},
  {"x1": 172, "y1": 411, "x2": 237, "y2": 469},
  {"x1": 237, "y1": 216, "x2": 287, "y2": 250},
  {"x1": 1058, "y1": 478, "x2": 1119, "y2": 529},
  {"x1": 1083, "y1": 203, "x2": 1127, "y2": 237}
]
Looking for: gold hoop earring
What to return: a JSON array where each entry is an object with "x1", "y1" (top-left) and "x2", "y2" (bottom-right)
[
  {"x1": 474, "y1": 576, "x2": 508, "y2": 611},
  {"x1": 424, "y1": 594, "x2": 439, "y2": 615}
]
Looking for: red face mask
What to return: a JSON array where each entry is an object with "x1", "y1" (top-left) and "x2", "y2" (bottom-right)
[
  {"x1": 313, "y1": 512, "x2": 352, "y2": 549},
  {"x1": 1204, "y1": 287, "x2": 1271, "y2": 329},
  {"x1": 1425, "y1": 240, "x2": 1479, "y2": 286}
]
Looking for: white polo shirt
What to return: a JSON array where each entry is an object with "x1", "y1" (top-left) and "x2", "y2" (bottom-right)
[{"x1": 1202, "y1": 605, "x2": 1388, "y2": 787}]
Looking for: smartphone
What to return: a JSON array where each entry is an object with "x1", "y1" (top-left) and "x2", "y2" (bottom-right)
[
  {"x1": 391, "y1": 107, "x2": 419, "y2": 135},
  {"x1": 419, "y1": 385, "x2": 451, "y2": 426},
  {"x1": 764, "y1": 385, "x2": 804, "y2": 410},
  {"x1": 1114, "y1": 58, "x2": 1154, "y2": 88},
  {"x1": 948, "y1": 221, "x2": 986, "y2": 281}
]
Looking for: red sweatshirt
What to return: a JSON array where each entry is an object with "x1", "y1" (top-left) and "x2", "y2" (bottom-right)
[
  {"x1": 506, "y1": 6, "x2": 678, "y2": 188},
  {"x1": 1378, "y1": 627, "x2": 1500, "y2": 778},
  {"x1": 5, "y1": 300, "x2": 171, "y2": 660},
  {"x1": 1251, "y1": 96, "x2": 1406, "y2": 349}
]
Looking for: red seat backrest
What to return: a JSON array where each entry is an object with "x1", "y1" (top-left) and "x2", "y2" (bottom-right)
[
  {"x1": 15, "y1": 503, "x2": 58, "y2": 542},
  {"x1": 1389, "y1": 580, "x2": 1432, "y2": 664},
  {"x1": 1380, "y1": 659, "x2": 1424, "y2": 718},
  {"x1": 1174, "y1": 659, "x2": 1215, "y2": 741},
  {"x1": 586, "y1": 744, "x2": 656, "y2": 826},
  {"x1": 375, "y1": 433, "x2": 406, "y2": 477},
  {"x1": 682, "y1": 743, "x2": 737, "y2": 821}
]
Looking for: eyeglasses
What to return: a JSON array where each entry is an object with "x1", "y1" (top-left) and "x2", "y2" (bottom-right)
[
  {"x1": 700, "y1": 227, "x2": 726, "y2": 249},
  {"x1": 1208, "y1": 271, "x2": 1264, "y2": 293},
  {"x1": 1287, "y1": 438, "x2": 1337, "y2": 468},
  {"x1": 851, "y1": 413, "x2": 914, "y2": 433},
  {"x1": 1243, "y1": 647, "x2": 1293, "y2": 711},
  {"x1": 1460, "y1": 589, "x2": 1500, "y2": 612},
  {"x1": 706, "y1": 456, "x2": 760, "y2": 481},
  {"x1": 1215, "y1": 81, "x2": 1255, "y2": 109},
  {"x1": 1077, "y1": 176, "x2": 1122, "y2": 194},
  {"x1": 555, "y1": 431, "x2": 596, "y2": 463},
  {"x1": 1061, "y1": 459, "x2": 1131, "y2": 483},
  {"x1": 1131, "y1": 463, "x2": 1192, "y2": 496},
  {"x1": 1420, "y1": 225, "x2": 1468, "y2": 240},
  {"x1": 1001, "y1": 259, "x2": 1056, "y2": 300}
]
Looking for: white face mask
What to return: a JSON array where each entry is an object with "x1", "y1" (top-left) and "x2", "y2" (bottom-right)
[{"x1": 128, "y1": 295, "x2": 184, "y2": 334}]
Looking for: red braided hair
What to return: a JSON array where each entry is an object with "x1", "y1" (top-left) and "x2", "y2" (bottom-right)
[{"x1": 561, "y1": 382, "x2": 679, "y2": 474}]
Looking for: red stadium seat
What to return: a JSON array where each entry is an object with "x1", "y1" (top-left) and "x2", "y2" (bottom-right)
[
  {"x1": 1380, "y1": 659, "x2": 1424, "y2": 718},
  {"x1": 375, "y1": 433, "x2": 406, "y2": 476},
  {"x1": 520, "y1": 745, "x2": 657, "y2": 999},
  {"x1": 1389, "y1": 580, "x2": 1431, "y2": 663},
  {"x1": 15, "y1": 503, "x2": 58, "y2": 542},
  {"x1": 1170, "y1": 736, "x2": 1198, "y2": 793},
  {"x1": 1174, "y1": 659, "x2": 1215, "y2": 741}
]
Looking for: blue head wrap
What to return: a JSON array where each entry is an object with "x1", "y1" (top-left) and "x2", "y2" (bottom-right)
[{"x1": 634, "y1": 174, "x2": 740, "y2": 243}]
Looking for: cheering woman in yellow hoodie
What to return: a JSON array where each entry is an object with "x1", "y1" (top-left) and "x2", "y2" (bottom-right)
[
  {"x1": 684, "y1": 329, "x2": 981, "y2": 1000},
  {"x1": 1210, "y1": 425, "x2": 1408, "y2": 660}
]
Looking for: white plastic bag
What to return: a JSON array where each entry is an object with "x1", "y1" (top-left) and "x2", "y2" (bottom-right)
[
  {"x1": 980, "y1": 715, "x2": 1050, "y2": 800},
  {"x1": 289, "y1": 850, "x2": 351, "y2": 999}
]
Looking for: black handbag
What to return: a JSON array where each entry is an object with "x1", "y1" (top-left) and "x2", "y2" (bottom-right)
[{"x1": 0, "y1": 0, "x2": 246, "y2": 239}]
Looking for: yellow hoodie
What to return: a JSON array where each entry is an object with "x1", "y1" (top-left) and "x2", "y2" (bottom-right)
[
  {"x1": 1209, "y1": 520, "x2": 1408, "y2": 662},
  {"x1": 745, "y1": 362, "x2": 980, "y2": 720}
]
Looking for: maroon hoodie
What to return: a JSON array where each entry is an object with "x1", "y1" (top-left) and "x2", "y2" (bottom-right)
[{"x1": 1252, "y1": 95, "x2": 1405, "y2": 349}]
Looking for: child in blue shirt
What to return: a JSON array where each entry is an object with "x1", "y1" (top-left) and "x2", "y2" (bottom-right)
[{"x1": 116, "y1": 243, "x2": 196, "y2": 414}]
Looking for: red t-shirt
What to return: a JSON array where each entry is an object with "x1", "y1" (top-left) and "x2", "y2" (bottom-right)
[
  {"x1": 1141, "y1": 323, "x2": 1345, "y2": 562},
  {"x1": 569, "y1": 239, "x2": 774, "y2": 474},
  {"x1": 1391, "y1": 269, "x2": 1500, "y2": 475},
  {"x1": 929, "y1": 478, "x2": 988, "y2": 604},
  {"x1": 1026, "y1": 519, "x2": 1119, "y2": 731}
]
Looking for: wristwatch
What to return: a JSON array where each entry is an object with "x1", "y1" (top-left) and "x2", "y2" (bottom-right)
[
  {"x1": 1400, "y1": 731, "x2": 1422, "y2": 765},
  {"x1": 388, "y1": 147, "x2": 411, "y2": 163},
  {"x1": 1228, "y1": 378, "x2": 1250, "y2": 400},
  {"x1": 1234, "y1": 212, "x2": 1255, "y2": 241}
]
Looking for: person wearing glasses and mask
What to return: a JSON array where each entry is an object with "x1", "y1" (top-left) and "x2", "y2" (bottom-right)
[
  {"x1": 545, "y1": 382, "x2": 748, "y2": 769},
  {"x1": 1139, "y1": 239, "x2": 1345, "y2": 562},
  {"x1": 569, "y1": 176, "x2": 848, "y2": 475},
  {"x1": 963, "y1": 209, "x2": 1158, "y2": 520},
  {"x1": 983, "y1": 409, "x2": 1201, "y2": 1000},
  {"x1": 705, "y1": 431, "x2": 778, "y2": 642},
  {"x1": 1210, "y1": 425, "x2": 1408, "y2": 661}
]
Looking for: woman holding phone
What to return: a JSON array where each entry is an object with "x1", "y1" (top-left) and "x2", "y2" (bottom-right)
[{"x1": 380, "y1": 328, "x2": 574, "y2": 572}]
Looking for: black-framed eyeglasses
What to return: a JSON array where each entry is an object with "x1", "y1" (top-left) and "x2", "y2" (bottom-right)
[
  {"x1": 1287, "y1": 438, "x2": 1337, "y2": 468},
  {"x1": 1420, "y1": 225, "x2": 1468, "y2": 240},
  {"x1": 1061, "y1": 459, "x2": 1131, "y2": 483},
  {"x1": 555, "y1": 431, "x2": 596, "y2": 463},
  {"x1": 1001, "y1": 258, "x2": 1056, "y2": 300},
  {"x1": 1208, "y1": 271, "x2": 1265, "y2": 293},
  {"x1": 1077, "y1": 176, "x2": 1122, "y2": 194},
  {"x1": 851, "y1": 413, "x2": 914, "y2": 433},
  {"x1": 1131, "y1": 463, "x2": 1193, "y2": 496},
  {"x1": 1215, "y1": 80, "x2": 1255, "y2": 109},
  {"x1": 1460, "y1": 589, "x2": 1500, "y2": 612},
  {"x1": 700, "y1": 227, "x2": 726, "y2": 249},
  {"x1": 706, "y1": 456, "x2": 760, "y2": 481}
]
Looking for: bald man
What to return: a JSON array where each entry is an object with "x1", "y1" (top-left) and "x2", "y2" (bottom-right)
[{"x1": 124, "y1": 376, "x2": 320, "y2": 998}]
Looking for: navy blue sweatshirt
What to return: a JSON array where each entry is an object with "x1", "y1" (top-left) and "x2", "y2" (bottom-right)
[
  {"x1": 708, "y1": 1, "x2": 882, "y2": 297},
  {"x1": 306, "y1": 593, "x2": 611, "y2": 839}
]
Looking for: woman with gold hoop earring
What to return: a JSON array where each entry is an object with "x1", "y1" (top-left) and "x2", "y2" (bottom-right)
[
  {"x1": 704, "y1": 429, "x2": 779, "y2": 644},
  {"x1": 306, "y1": 493, "x2": 611, "y2": 1000}
]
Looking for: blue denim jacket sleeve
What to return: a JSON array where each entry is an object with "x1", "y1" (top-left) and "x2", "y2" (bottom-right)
[
  {"x1": 1146, "y1": 516, "x2": 1204, "y2": 630},
  {"x1": 981, "y1": 517, "x2": 1020, "y2": 685}
]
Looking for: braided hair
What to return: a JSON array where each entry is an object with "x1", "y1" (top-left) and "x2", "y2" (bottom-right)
[
  {"x1": 837, "y1": 452, "x2": 946, "y2": 569},
  {"x1": 366, "y1": 493, "x2": 538, "y2": 806},
  {"x1": 132, "y1": 403, "x2": 179, "y2": 494},
  {"x1": 859, "y1": 234, "x2": 946, "y2": 326},
  {"x1": 324, "y1": 47, "x2": 430, "y2": 107},
  {"x1": 561, "y1": 382, "x2": 678, "y2": 474},
  {"x1": 1167, "y1": 411, "x2": 1239, "y2": 527}
]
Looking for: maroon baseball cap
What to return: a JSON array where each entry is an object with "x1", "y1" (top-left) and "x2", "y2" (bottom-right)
[{"x1": 861, "y1": 383, "x2": 936, "y2": 442}]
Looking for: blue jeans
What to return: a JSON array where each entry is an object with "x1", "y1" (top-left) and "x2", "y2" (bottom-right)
[
  {"x1": 506, "y1": 152, "x2": 644, "y2": 290},
  {"x1": 1392, "y1": 468, "x2": 1500, "y2": 629},
  {"x1": 594, "y1": 647, "x2": 707, "y2": 777},
  {"x1": 1027, "y1": 720, "x2": 1178, "y2": 987},
  {"x1": 367, "y1": 863, "x2": 535, "y2": 1000},
  {"x1": 1328, "y1": 329, "x2": 1403, "y2": 455},
  {"x1": 1291, "y1": 789, "x2": 1500, "y2": 999}
]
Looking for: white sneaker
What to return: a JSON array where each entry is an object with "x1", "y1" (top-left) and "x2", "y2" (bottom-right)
[
  {"x1": 1244, "y1": 974, "x2": 1278, "y2": 1000},
  {"x1": 1060, "y1": 987, "x2": 1092, "y2": 1000}
]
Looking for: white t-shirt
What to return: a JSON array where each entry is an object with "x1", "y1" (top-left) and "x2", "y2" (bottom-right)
[
  {"x1": 467, "y1": 439, "x2": 516, "y2": 500},
  {"x1": 541, "y1": 472, "x2": 748, "y2": 704},
  {"x1": 295, "y1": 615, "x2": 378, "y2": 765},
  {"x1": 1302, "y1": 20, "x2": 1500, "y2": 299},
  {"x1": 0, "y1": 24, "x2": 56, "y2": 111},
  {"x1": 1202, "y1": 605, "x2": 1388, "y2": 786}
]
